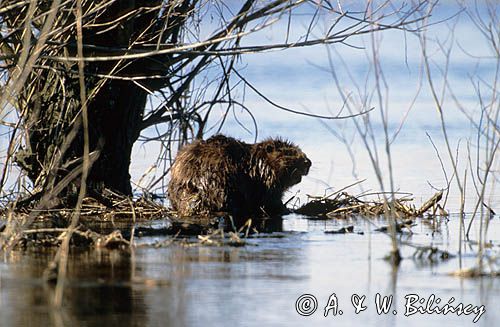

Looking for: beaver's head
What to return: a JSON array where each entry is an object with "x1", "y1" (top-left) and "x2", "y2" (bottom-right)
[{"x1": 252, "y1": 138, "x2": 311, "y2": 189}]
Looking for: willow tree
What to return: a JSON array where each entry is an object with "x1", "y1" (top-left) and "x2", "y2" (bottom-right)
[{"x1": 0, "y1": 0, "x2": 432, "y2": 203}]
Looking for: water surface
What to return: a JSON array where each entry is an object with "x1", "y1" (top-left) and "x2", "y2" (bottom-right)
[{"x1": 1, "y1": 213, "x2": 498, "y2": 326}]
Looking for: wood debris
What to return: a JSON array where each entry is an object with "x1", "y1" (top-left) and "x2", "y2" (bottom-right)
[{"x1": 295, "y1": 191, "x2": 445, "y2": 219}]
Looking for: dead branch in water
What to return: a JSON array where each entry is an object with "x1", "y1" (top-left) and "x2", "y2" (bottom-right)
[{"x1": 295, "y1": 191, "x2": 445, "y2": 219}]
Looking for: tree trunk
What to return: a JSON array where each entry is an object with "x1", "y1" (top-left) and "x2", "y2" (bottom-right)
[
  {"x1": 15, "y1": 72, "x2": 147, "y2": 198},
  {"x1": 14, "y1": 1, "x2": 163, "y2": 199},
  {"x1": 6, "y1": 0, "x2": 244, "y2": 202},
  {"x1": 85, "y1": 81, "x2": 147, "y2": 195}
]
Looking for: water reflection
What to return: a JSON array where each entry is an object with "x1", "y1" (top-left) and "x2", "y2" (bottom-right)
[
  {"x1": 1, "y1": 249, "x2": 149, "y2": 326},
  {"x1": 0, "y1": 214, "x2": 498, "y2": 326}
]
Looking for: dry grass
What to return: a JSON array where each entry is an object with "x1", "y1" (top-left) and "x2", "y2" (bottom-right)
[{"x1": 0, "y1": 189, "x2": 255, "y2": 250}]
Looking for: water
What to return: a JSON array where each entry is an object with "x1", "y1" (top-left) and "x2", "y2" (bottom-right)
[{"x1": 0, "y1": 213, "x2": 498, "y2": 326}]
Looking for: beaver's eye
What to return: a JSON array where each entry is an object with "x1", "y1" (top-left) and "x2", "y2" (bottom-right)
[{"x1": 266, "y1": 144, "x2": 273, "y2": 153}]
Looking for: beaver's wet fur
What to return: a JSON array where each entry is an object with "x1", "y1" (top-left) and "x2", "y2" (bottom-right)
[{"x1": 168, "y1": 135, "x2": 311, "y2": 221}]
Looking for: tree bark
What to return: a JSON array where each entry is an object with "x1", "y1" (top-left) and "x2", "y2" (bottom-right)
[
  {"x1": 14, "y1": 0, "x2": 164, "y2": 198},
  {"x1": 85, "y1": 81, "x2": 147, "y2": 195}
]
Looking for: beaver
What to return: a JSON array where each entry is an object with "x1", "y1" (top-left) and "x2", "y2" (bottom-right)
[{"x1": 167, "y1": 135, "x2": 311, "y2": 220}]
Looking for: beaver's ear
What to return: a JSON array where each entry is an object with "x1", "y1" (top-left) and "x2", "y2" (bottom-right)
[{"x1": 266, "y1": 144, "x2": 274, "y2": 153}]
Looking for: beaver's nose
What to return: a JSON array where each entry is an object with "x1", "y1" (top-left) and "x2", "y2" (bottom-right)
[{"x1": 304, "y1": 158, "x2": 312, "y2": 168}]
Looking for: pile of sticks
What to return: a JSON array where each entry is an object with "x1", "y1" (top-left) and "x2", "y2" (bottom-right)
[{"x1": 295, "y1": 191, "x2": 445, "y2": 219}]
